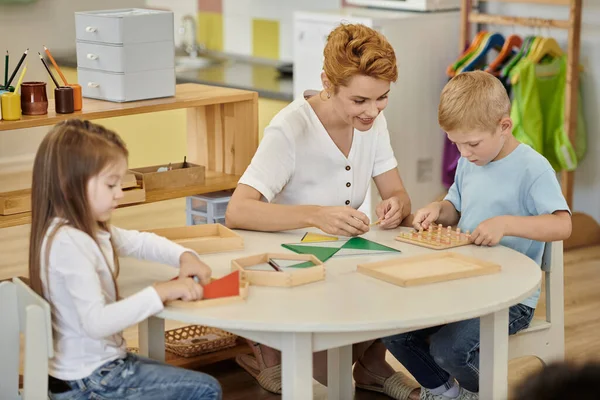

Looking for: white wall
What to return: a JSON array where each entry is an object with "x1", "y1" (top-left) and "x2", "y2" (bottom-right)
[
  {"x1": 0, "y1": 0, "x2": 144, "y2": 174},
  {"x1": 486, "y1": 1, "x2": 600, "y2": 222}
]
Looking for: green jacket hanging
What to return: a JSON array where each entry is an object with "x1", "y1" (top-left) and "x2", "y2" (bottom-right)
[{"x1": 509, "y1": 55, "x2": 586, "y2": 172}]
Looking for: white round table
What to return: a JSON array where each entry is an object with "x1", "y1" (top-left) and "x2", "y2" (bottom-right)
[{"x1": 119, "y1": 227, "x2": 541, "y2": 400}]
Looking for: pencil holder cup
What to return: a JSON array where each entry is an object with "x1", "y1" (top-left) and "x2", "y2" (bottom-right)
[
  {"x1": 1, "y1": 92, "x2": 22, "y2": 121},
  {"x1": 20, "y1": 82, "x2": 48, "y2": 115},
  {"x1": 68, "y1": 83, "x2": 82, "y2": 111},
  {"x1": 54, "y1": 86, "x2": 74, "y2": 114}
]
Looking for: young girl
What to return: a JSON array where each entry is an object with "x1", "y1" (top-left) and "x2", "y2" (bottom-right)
[{"x1": 29, "y1": 119, "x2": 222, "y2": 400}]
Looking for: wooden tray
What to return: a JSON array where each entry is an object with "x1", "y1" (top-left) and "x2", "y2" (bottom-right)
[
  {"x1": 167, "y1": 278, "x2": 249, "y2": 309},
  {"x1": 146, "y1": 224, "x2": 244, "y2": 254},
  {"x1": 0, "y1": 189, "x2": 30, "y2": 215},
  {"x1": 130, "y1": 162, "x2": 205, "y2": 192},
  {"x1": 232, "y1": 253, "x2": 325, "y2": 287},
  {"x1": 121, "y1": 172, "x2": 139, "y2": 189},
  {"x1": 395, "y1": 225, "x2": 471, "y2": 250},
  {"x1": 118, "y1": 173, "x2": 146, "y2": 206},
  {"x1": 357, "y1": 252, "x2": 501, "y2": 287}
]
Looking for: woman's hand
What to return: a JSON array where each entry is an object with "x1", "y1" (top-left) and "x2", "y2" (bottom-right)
[
  {"x1": 375, "y1": 197, "x2": 405, "y2": 229},
  {"x1": 314, "y1": 206, "x2": 370, "y2": 236}
]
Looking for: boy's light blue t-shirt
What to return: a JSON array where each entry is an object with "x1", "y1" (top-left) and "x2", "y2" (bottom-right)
[{"x1": 444, "y1": 144, "x2": 570, "y2": 309}]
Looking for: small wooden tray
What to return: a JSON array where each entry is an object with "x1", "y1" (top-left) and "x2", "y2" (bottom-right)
[
  {"x1": 130, "y1": 162, "x2": 205, "y2": 193},
  {"x1": 0, "y1": 189, "x2": 31, "y2": 215},
  {"x1": 121, "y1": 173, "x2": 139, "y2": 189},
  {"x1": 395, "y1": 225, "x2": 471, "y2": 250},
  {"x1": 118, "y1": 173, "x2": 146, "y2": 206},
  {"x1": 232, "y1": 253, "x2": 325, "y2": 287},
  {"x1": 357, "y1": 252, "x2": 501, "y2": 287},
  {"x1": 146, "y1": 224, "x2": 244, "y2": 254},
  {"x1": 167, "y1": 278, "x2": 249, "y2": 309}
]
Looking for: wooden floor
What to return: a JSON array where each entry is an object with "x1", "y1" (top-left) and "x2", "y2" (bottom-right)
[{"x1": 3, "y1": 198, "x2": 600, "y2": 399}]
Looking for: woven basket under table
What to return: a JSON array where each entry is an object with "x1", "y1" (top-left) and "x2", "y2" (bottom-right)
[{"x1": 164, "y1": 325, "x2": 238, "y2": 358}]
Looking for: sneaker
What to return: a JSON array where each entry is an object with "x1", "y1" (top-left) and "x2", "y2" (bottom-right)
[
  {"x1": 457, "y1": 388, "x2": 479, "y2": 400},
  {"x1": 419, "y1": 387, "x2": 479, "y2": 400},
  {"x1": 419, "y1": 388, "x2": 447, "y2": 400}
]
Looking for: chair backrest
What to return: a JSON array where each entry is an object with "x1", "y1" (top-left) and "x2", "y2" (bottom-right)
[
  {"x1": 0, "y1": 278, "x2": 53, "y2": 400},
  {"x1": 541, "y1": 241, "x2": 565, "y2": 325}
]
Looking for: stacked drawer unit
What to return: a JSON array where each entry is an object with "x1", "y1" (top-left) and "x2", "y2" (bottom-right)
[
  {"x1": 186, "y1": 191, "x2": 233, "y2": 226},
  {"x1": 75, "y1": 8, "x2": 176, "y2": 102}
]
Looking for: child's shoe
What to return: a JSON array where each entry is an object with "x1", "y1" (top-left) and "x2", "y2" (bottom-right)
[{"x1": 419, "y1": 387, "x2": 479, "y2": 400}]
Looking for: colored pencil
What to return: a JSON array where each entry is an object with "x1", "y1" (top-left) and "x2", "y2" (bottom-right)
[
  {"x1": 5, "y1": 48, "x2": 28, "y2": 88},
  {"x1": 43, "y1": 45, "x2": 69, "y2": 86},
  {"x1": 38, "y1": 52, "x2": 60, "y2": 88},
  {"x1": 4, "y1": 51, "x2": 8, "y2": 88},
  {"x1": 13, "y1": 63, "x2": 27, "y2": 93}
]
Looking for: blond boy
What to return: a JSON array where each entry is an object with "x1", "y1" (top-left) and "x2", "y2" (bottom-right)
[{"x1": 382, "y1": 71, "x2": 572, "y2": 400}]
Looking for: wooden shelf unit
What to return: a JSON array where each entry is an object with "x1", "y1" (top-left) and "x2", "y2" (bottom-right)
[{"x1": 0, "y1": 83, "x2": 258, "y2": 229}]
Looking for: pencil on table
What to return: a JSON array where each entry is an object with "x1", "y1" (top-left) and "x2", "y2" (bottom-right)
[
  {"x1": 13, "y1": 63, "x2": 27, "y2": 93},
  {"x1": 5, "y1": 48, "x2": 28, "y2": 88},
  {"x1": 38, "y1": 52, "x2": 60, "y2": 88},
  {"x1": 43, "y1": 45, "x2": 69, "y2": 86},
  {"x1": 4, "y1": 51, "x2": 8, "y2": 88}
]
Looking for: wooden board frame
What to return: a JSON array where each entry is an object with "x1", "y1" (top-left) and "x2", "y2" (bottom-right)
[
  {"x1": 395, "y1": 225, "x2": 471, "y2": 250},
  {"x1": 130, "y1": 162, "x2": 206, "y2": 192},
  {"x1": 231, "y1": 253, "x2": 325, "y2": 287},
  {"x1": 145, "y1": 224, "x2": 244, "y2": 254},
  {"x1": 358, "y1": 252, "x2": 501, "y2": 287},
  {"x1": 167, "y1": 277, "x2": 249, "y2": 309}
]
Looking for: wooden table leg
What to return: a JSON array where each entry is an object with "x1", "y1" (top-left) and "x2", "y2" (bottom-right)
[
  {"x1": 138, "y1": 316, "x2": 165, "y2": 362},
  {"x1": 327, "y1": 345, "x2": 354, "y2": 399},
  {"x1": 480, "y1": 308, "x2": 509, "y2": 400},
  {"x1": 281, "y1": 332, "x2": 313, "y2": 400}
]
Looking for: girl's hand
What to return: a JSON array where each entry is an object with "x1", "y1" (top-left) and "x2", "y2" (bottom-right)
[
  {"x1": 375, "y1": 197, "x2": 405, "y2": 229},
  {"x1": 412, "y1": 203, "x2": 442, "y2": 231},
  {"x1": 314, "y1": 206, "x2": 370, "y2": 237},
  {"x1": 470, "y1": 216, "x2": 507, "y2": 246},
  {"x1": 179, "y1": 252, "x2": 212, "y2": 286},
  {"x1": 154, "y1": 278, "x2": 204, "y2": 303}
]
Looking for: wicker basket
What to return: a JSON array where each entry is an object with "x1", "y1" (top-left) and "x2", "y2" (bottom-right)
[{"x1": 164, "y1": 325, "x2": 238, "y2": 358}]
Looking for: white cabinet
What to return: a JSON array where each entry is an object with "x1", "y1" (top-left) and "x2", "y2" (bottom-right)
[
  {"x1": 293, "y1": 8, "x2": 460, "y2": 218},
  {"x1": 75, "y1": 8, "x2": 175, "y2": 102}
]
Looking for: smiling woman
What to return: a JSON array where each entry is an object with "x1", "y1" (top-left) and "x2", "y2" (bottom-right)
[{"x1": 225, "y1": 23, "x2": 418, "y2": 400}]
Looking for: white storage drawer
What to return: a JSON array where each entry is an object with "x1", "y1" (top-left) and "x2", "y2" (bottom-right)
[
  {"x1": 78, "y1": 68, "x2": 175, "y2": 102},
  {"x1": 75, "y1": 9, "x2": 174, "y2": 45},
  {"x1": 76, "y1": 41, "x2": 174, "y2": 73}
]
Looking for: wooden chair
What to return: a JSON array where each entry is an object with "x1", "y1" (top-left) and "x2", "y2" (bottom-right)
[
  {"x1": 508, "y1": 241, "x2": 565, "y2": 365},
  {"x1": 0, "y1": 278, "x2": 53, "y2": 400}
]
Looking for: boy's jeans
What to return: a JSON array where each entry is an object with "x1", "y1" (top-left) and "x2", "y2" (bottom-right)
[
  {"x1": 48, "y1": 353, "x2": 222, "y2": 400},
  {"x1": 382, "y1": 304, "x2": 534, "y2": 393}
]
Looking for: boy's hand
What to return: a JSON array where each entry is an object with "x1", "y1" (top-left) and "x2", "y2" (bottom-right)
[
  {"x1": 154, "y1": 278, "x2": 204, "y2": 303},
  {"x1": 470, "y1": 217, "x2": 507, "y2": 246},
  {"x1": 375, "y1": 197, "x2": 404, "y2": 229},
  {"x1": 412, "y1": 203, "x2": 442, "y2": 231},
  {"x1": 179, "y1": 252, "x2": 212, "y2": 286}
]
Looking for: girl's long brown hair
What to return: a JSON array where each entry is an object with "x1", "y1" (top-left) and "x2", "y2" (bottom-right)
[{"x1": 29, "y1": 119, "x2": 129, "y2": 300}]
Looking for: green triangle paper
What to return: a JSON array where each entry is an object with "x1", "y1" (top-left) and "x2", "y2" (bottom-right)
[
  {"x1": 281, "y1": 244, "x2": 340, "y2": 262},
  {"x1": 341, "y1": 237, "x2": 400, "y2": 252}
]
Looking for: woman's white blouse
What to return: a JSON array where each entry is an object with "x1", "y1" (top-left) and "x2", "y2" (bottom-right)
[{"x1": 238, "y1": 98, "x2": 398, "y2": 208}]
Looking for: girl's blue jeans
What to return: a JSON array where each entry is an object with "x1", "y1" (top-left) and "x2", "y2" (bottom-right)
[{"x1": 48, "y1": 353, "x2": 222, "y2": 400}]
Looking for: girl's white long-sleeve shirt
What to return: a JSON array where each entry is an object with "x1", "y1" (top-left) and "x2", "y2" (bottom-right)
[{"x1": 41, "y1": 219, "x2": 191, "y2": 380}]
